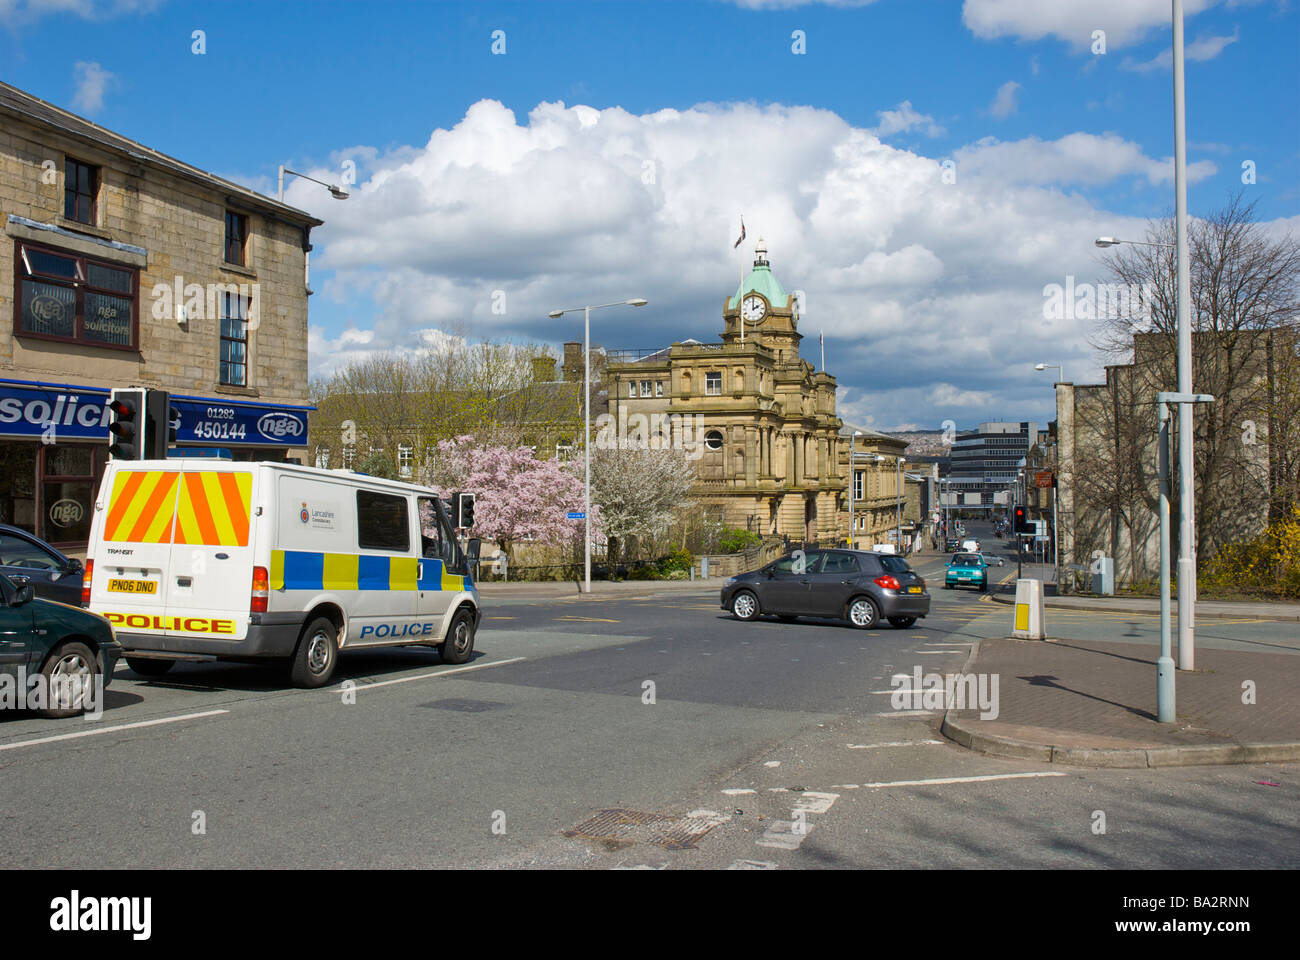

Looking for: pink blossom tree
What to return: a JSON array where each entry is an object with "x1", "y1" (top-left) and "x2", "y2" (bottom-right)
[{"x1": 419, "y1": 436, "x2": 590, "y2": 556}]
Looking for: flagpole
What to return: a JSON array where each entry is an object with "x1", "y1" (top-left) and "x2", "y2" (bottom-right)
[{"x1": 821, "y1": 330, "x2": 825, "y2": 372}]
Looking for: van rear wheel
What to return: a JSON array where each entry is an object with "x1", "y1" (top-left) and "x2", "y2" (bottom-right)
[
  {"x1": 439, "y1": 608, "x2": 476, "y2": 665},
  {"x1": 290, "y1": 617, "x2": 339, "y2": 688}
]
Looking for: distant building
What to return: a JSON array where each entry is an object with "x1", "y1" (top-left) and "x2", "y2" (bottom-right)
[
  {"x1": 948, "y1": 421, "x2": 1038, "y2": 515},
  {"x1": 605, "y1": 240, "x2": 910, "y2": 545}
]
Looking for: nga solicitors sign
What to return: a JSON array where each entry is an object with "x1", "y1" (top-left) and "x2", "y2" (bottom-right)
[{"x1": 0, "y1": 381, "x2": 310, "y2": 447}]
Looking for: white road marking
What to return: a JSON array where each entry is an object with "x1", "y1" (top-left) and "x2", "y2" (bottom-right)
[
  {"x1": 763, "y1": 761, "x2": 781, "y2": 767},
  {"x1": 728, "y1": 859, "x2": 778, "y2": 870},
  {"x1": 757, "y1": 820, "x2": 813, "y2": 850},
  {"x1": 873, "y1": 710, "x2": 940, "y2": 717},
  {"x1": 793, "y1": 792, "x2": 839, "y2": 814},
  {"x1": 847, "y1": 740, "x2": 945, "y2": 749},
  {"x1": 0, "y1": 709, "x2": 229, "y2": 752},
  {"x1": 722, "y1": 788, "x2": 756, "y2": 795},
  {"x1": 339, "y1": 657, "x2": 526, "y2": 691},
  {"x1": 861, "y1": 772, "x2": 1067, "y2": 788}
]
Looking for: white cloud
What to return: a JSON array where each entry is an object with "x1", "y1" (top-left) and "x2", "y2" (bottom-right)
[
  {"x1": 1121, "y1": 29, "x2": 1240, "y2": 71},
  {"x1": 988, "y1": 81, "x2": 1021, "y2": 119},
  {"x1": 71, "y1": 61, "x2": 113, "y2": 114},
  {"x1": 962, "y1": 0, "x2": 1220, "y2": 52},
  {"x1": 871, "y1": 100, "x2": 945, "y2": 138},
  {"x1": 954, "y1": 132, "x2": 1218, "y2": 186},
  {"x1": 297, "y1": 97, "x2": 1268, "y2": 429}
]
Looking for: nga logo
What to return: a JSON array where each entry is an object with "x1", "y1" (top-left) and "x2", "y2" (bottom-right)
[{"x1": 256, "y1": 412, "x2": 305, "y2": 441}]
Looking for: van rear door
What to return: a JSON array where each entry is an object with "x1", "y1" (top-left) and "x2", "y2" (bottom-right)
[
  {"x1": 163, "y1": 462, "x2": 256, "y2": 641},
  {"x1": 89, "y1": 463, "x2": 183, "y2": 639}
]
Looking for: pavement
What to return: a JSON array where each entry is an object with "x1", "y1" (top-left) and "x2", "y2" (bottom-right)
[{"x1": 944, "y1": 591, "x2": 1300, "y2": 768}]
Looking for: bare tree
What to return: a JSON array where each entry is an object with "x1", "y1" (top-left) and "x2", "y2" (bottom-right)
[{"x1": 1092, "y1": 193, "x2": 1300, "y2": 563}]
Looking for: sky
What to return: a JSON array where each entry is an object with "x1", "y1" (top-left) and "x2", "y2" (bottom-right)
[{"x1": 2, "y1": 0, "x2": 1297, "y2": 433}]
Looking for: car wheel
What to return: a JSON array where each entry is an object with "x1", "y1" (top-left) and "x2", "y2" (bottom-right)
[
  {"x1": 847, "y1": 596, "x2": 879, "y2": 629},
  {"x1": 39, "y1": 640, "x2": 97, "y2": 718},
  {"x1": 126, "y1": 657, "x2": 175, "y2": 678},
  {"x1": 944, "y1": 583, "x2": 953, "y2": 590},
  {"x1": 439, "y1": 607, "x2": 476, "y2": 665},
  {"x1": 731, "y1": 590, "x2": 760, "y2": 622},
  {"x1": 888, "y1": 616, "x2": 916, "y2": 629},
  {"x1": 290, "y1": 616, "x2": 339, "y2": 688},
  {"x1": 979, "y1": 582, "x2": 987, "y2": 592}
]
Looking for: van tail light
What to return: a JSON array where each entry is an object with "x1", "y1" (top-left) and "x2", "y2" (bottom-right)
[
  {"x1": 81, "y1": 559, "x2": 94, "y2": 606},
  {"x1": 251, "y1": 565, "x2": 269, "y2": 613}
]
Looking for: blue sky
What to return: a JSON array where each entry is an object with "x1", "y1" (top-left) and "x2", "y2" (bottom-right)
[{"x1": 3, "y1": 0, "x2": 1297, "y2": 431}]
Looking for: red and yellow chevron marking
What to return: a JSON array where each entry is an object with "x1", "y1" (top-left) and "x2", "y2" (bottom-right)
[
  {"x1": 102, "y1": 471, "x2": 180, "y2": 543},
  {"x1": 173, "y1": 471, "x2": 253, "y2": 546}
]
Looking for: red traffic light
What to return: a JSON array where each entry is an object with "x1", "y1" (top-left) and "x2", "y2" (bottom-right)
[{"x1": 108, "y1": 398, "x2": 136, "y2": 419}]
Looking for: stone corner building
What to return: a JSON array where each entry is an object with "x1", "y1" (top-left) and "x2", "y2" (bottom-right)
[
  {"x1": 606, "y1": 240, "x2": 909, "y2": 545},
  {"x1": 0, "y1": 81, "x2": 320, "y2": 549}
]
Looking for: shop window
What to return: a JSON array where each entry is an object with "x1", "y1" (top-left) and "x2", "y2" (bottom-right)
[
  {"x1": 64, "y1": 158, "x2": 99, "y2": 225},
  {"x1": 0, "y1": 445, "x2": 38, "y2": 533},
  {"x1": 225, "y1": 210, "x2": 248, "y2": 266},
  {"x1": 219, "y1": 292, "x2": 250, "y2": 386},
  {"x1": 41, "y1": 443, "x2": 101, "y2": 544},
  {"x1": 16, "y1": 241, "x2": 137, "y2": 350}
]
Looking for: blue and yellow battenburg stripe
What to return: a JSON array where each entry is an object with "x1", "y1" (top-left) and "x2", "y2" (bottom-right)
[{"x1": 269, "y1": 550, "x2": 467, "y2": 593}]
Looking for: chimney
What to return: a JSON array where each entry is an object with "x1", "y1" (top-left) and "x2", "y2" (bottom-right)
[
  {"x1": 532, "y1": 356, "x2": 558, "y2": 383},
  {"x1": 562, "y1": 341, "x2": 582, "y2": 382}
]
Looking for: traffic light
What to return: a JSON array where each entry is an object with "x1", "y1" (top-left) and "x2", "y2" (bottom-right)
[
  {"x1": 454, "y1": 492, "x2": 475, "y2": 529},
  {"x1": 107, "y1": 388, "x2": 145, "y2": 460},
  {"x1": 1013, "y1": 505, "x2": 1031, "y2": 535},
  {"x1": 143, "y1": 389, "x2": 176, "y2": 458}
]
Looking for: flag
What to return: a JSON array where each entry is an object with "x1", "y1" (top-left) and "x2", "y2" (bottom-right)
[{"x1": 733, "y1": 216, "x2": 746, "y2": 249}]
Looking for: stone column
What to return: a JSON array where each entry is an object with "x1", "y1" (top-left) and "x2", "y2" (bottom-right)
[{"x1": 745, "y1": 426, "x2": 757, "y2": 486}]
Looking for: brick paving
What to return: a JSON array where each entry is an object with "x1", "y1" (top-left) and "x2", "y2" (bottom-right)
[{"x1": 950, "y1": 637, "x2": 1300, "y2": 749}]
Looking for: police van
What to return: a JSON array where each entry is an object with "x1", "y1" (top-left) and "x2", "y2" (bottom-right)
[{"x1": 81, "y1": 459, "x2": 481, "y2": 687}]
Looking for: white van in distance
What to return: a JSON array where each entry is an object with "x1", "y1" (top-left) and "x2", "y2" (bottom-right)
[{"x1": 82, "y1": 459, "x2": 481, "y2": 687}]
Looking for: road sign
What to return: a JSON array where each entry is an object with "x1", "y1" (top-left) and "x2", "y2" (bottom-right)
[
  {"x1": 566, "y1": 511, "x2": 586, "y2": 520},
  {"x1": 1035, "y1": 470, "x2": 1054, "y2": 489}
]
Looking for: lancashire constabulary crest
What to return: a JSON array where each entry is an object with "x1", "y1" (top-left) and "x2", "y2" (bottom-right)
[{"x1": 300, "y1": 502, "x2": 309, "y2": 524}]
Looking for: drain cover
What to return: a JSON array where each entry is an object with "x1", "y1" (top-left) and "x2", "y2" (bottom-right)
[
  {"x1": 418, "y1": 698, "x2": 508, "y2": 712},
  {"x1": 563, "y1": 808, "x2": 729, "y2": 851}
]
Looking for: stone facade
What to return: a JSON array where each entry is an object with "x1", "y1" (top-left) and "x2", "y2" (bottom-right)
[
  {"x1": 606, "y1": 241, "x2": 909, "y2": 546},
  {"x1": 0, "y1": 81, "x2": 319, "y2": 402}
]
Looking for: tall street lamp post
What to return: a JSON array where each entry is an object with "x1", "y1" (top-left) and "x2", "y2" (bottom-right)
[
  {"x1": 1036, "y1": 363, "x2": 1064, "y2": 584},
  {"x1": 548, "y1": 298, "x2": 648, "y2": 594},
  {"x1": 848, "y1": 430, "x2": 863, "y2": 548},
  {"x1": 278, "y1": 166, "x2": 351, "y2": 202},
  {"x1": 896, "y1": 456, "x2": 906, "y2": 552}
]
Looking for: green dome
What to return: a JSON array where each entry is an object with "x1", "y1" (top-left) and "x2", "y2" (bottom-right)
[{"x1": 729, "y1": 240, "x2": 789, "y2": 309}]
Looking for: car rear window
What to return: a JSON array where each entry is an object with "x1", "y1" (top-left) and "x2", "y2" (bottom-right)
[{"x1": 880, "y1": 556, "x2": 911, "y2": 573}]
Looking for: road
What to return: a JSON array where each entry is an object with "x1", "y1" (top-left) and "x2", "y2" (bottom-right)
[{"x1": 2, "y1": 522, "x2": 1295, "y2": 869}]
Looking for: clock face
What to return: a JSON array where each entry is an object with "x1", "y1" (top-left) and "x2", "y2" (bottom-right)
[{"x1": 741, "y1": 295, "x2": 767, "y2": 324}]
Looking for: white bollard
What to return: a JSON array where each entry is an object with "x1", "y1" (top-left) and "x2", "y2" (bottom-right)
[{"x1": 1013, "y1": 578, "x2": 1045, "y2": 640}]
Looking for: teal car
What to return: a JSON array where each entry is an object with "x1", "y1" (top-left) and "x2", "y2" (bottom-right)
[
  {"x1": 945, "y1": 553, "x2": 988, "y2": 591},
  {"x1": 0, "y1": 573, "x2": 121, "y2": 718}
]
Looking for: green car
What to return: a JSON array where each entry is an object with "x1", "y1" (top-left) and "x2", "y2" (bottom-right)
[
  {"x1": 945, "y1": 553, "x2": 989, "y2": 591},
  {"x1": 0, "y1": 573, "x2": 121, "y2": 718}
]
